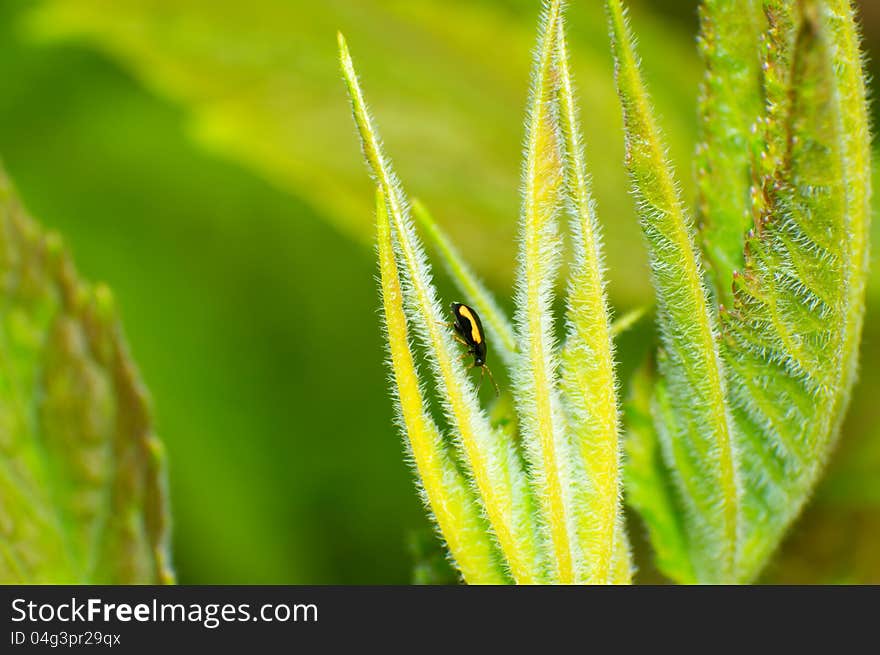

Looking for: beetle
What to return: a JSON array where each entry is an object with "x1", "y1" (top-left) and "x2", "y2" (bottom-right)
[{"x1": 448, "y1": 301, "x2": 500, "y2": 396}]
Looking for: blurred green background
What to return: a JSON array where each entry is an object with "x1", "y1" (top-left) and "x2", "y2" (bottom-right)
[{"x1": 0, "y1": 0, "x2": 877, "y2": 583}]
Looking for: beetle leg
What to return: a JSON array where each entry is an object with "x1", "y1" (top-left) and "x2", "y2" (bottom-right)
[
  {"x1": 436, "y1": 321, "x2": 469, "y2": 346},
  {"x1": 475, "y1": 366, "x2": 485, "y2": 392}
]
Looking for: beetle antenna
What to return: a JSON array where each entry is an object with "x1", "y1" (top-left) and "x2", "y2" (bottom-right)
[{"x1": 482, "y1": 365, "x2": 500, "y2": 397}]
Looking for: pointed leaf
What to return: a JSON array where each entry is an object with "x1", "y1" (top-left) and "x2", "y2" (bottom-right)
[
  {"x1": 606, "y1": 0, "x2": 739, "y2": 583},
  {"x1": 512, "y1": 0, "x2": 579, "y2": 584},
  {"x1": 376, "y1": 189, "x2": 506, "y2": 584},
  {"x1": 555, "y1": 16, "x2": 628, "y2": 584}
]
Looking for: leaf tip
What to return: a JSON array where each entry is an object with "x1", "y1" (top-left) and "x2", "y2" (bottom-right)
[
  {"x1": 336, "y1": 31, "x2": 349, "y2": 57},
  {"x1": 337, "y1": 31, "x2": 356, "y2": 84}
]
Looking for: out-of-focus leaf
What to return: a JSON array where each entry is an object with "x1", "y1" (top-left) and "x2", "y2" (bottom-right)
[
  {"x1": 623, "y1": 364, "x2": 695, "y2": 584},
  {"x1": 0, "y1": 166, "x2": 172, "y2": 583},
  {"x1": 762, "y1": 506, "x2": 880, "y2": 583},
  {"x1": 819, "y1": 430, "x2": 880, "y2": 506},
  {"x1": 0, "y1": 1, "x2": 432, "y2": 584},
  {"x1": 406, "y1": 530, "x2": 458, "y2": 585},
  {"x1": 609, "y1": 305, "x2": 649, "y2": 339},
  {"x1": 870, "y1": 155, "x2": 880, "y2": 302},
  {"x1": 26, "y1": 0, "x2": 699, "y2": 306},
  {"x1": 817, "y1": 306, "x2": 880, "y2": 507}
]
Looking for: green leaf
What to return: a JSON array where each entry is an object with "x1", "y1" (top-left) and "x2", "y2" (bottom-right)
[
  {"x1": 722, "y1": 0, "x2": 872, "y2": 581},
  {"x1": 340, "y1": 34, "x2": 544, "y2": 584},
  {"x1": 512, "y1": 1, "x2": 579, "y2": 584},
  {"x1": 695, "y1": 0, "x2": 765, "y2": 306},
  {"x1": 0, "y1": 166, "x2": 173, "y2": 584},
  {"x1": 555, "y1": 16, "x2": 629, "y2": 584},
  {"x1": 606, "y1": 0, "x2": 739, "y2": 583},
  {"x1": 376, "y1": 188, "x2": 506, "y2": 584}
]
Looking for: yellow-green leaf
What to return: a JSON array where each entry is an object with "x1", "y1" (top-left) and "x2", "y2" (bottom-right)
[
  {"x1": 376, "y1": 188, "x2": 506, "y2": 584},
  {"x1": 556, "y1": 15, "x2": 629, "y2": 584},
  {"x1": 606, "y1": 0, "x2": 739, "y2": 583}
]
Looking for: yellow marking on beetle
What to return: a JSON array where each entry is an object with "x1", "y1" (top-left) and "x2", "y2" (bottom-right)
[{"x1": 457, "y1": 305, "x2": 482, "y2": 344}]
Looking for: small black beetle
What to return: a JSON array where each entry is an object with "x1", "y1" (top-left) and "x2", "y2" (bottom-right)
[{"x1": 449, "y1": 302, "x2": 499, "y2": 395}]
